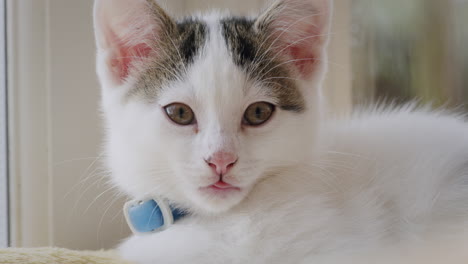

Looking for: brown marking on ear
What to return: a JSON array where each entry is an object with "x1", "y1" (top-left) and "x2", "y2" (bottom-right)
[
  {"x1": 128, "y1": 18, "x2": 207, "y2": 102},
  {"x1": 94, "y1": 0, "x2": 179, "y2": 85},
  {"x1": 95, "y1": 0, "x2": 208, "y2": 102},
  {"x1": 221, "y1": 0, "x2": 330, "y2": 112},
  {"x1": 221, "y1": 17, "x2": 305, "y2": 112}
]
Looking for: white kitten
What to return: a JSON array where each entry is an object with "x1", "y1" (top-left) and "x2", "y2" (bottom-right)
[{"x1": 93, "y1": 0, "x2": 468, "y2": 263}]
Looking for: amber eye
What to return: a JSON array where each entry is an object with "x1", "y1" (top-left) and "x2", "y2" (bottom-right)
[
  {"x1": 164, "y1": 103, "x2": 195, "y2": 125},
  {"x1": 243, "y1": 102, "x2": 275, "y2": 126}
]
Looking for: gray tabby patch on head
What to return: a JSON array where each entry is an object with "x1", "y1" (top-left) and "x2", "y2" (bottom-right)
[
  {"x1": 131, "y1": 17, "x2": 207, "y2": 101},
  {"x1": 221, "y1": 17, "x2": 305, "y2": 113}
]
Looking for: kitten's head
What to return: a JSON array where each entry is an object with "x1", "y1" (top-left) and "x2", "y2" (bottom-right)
[{"x1": 94, "y1": 0, "x2": 331, "y2": 214}]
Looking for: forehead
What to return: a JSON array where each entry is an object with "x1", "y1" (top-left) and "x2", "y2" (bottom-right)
[{"x1": 133, "y1": 14, "x2": 305, "y2": 112}]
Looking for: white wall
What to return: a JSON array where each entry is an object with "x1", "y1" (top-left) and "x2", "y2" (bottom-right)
[
  {"x1": 8, "y1": 0, "x2": 126, "y2": 249},
  {"x1": 7, "y1": 0, "x2": 350, "y2": 250}
]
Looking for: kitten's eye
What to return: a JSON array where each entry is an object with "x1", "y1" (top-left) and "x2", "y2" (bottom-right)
[
  {"x1": 243, "y1": 102, "x2": 275, "y2": 126},
  {"x1": 164, "y1": 103, "x2": 195, "y2": 125}
]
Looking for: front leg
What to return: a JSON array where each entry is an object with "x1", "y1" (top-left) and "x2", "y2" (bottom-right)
[{"x1": 118, "y1": 225, "x2": 227, "y2": 264}]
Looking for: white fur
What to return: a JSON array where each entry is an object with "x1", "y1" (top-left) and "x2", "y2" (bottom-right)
[{"x1": 94, "y1": 0, "x2": 468, "y2": 263}]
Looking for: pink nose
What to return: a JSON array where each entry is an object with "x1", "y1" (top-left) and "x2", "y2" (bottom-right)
[{"x1": 205, "y1": 151, "x2": 238, "y2": 176}]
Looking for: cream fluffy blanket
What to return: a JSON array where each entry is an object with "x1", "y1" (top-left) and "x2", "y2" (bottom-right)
[
  {"x1": 0, "y1": 247, "x2": 132, "y2": 264},
  {"x1": 2, "y1": 245, "x2": 468, "y2": 263}
]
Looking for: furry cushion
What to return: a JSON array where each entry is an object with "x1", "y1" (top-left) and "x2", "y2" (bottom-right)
[{"x1": 0, "y1": 247, "x2": 132, "y2": 264}]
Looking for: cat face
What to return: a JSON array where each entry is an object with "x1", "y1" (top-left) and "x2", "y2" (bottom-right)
[{"x1": 94, "y1": 0, "x2": 330, "y2": 213}]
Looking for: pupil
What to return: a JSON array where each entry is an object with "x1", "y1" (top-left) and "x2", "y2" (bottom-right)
[
  {"x1": 255, "y1": 107, "x2": 262, "y2": 118},
  {"x1": 178, "y1": 107, "x2": 185, "y2": 118}
]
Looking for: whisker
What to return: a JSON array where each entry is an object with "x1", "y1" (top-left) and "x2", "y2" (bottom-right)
[
  {"x1": 97, "y1": 193, "x2": 126, "y2": 243},
  {"x1": 63, "y1": 153, "x2": 105, "y2": 199},
  {"x1": 84, "y1": 184, "x2": 120, "y2": 214},
  {"x1": 53, "y1": 156, "x2": 102, "y2": 166}
]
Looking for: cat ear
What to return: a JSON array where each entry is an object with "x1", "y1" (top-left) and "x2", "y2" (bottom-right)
[
  {"x1": 255, "y1": 0, "x2": 331, "y2": 79},
  {"x1": 94, "y1": 0, "x2": 175, "y2": 85}
]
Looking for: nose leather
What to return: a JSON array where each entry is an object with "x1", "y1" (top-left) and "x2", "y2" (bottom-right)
[{"x1": 205, "y1": 151, "x2": 237, "y2": 175}]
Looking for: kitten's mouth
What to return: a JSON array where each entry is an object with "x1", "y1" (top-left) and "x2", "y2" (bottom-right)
[{"x1": 199, "y1": 180, "x2": 241, "y2": 196}]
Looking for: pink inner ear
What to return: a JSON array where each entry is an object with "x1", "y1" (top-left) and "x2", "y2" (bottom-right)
[
  {"x1": 266, "y1": 12, "x2": 324, "y2": 79},
  {"x1": 279, "y1": 25, "x2": 321, "y2": 79},
  {"x1": 111, "y1": 42, "x2": 153, "y2": 82},
  {"x1": 265, "y1": 0, "x2": 329, "y2": 79},
  {"x1": 288, "y1": 45, "x2": 317, "y2": 78}
]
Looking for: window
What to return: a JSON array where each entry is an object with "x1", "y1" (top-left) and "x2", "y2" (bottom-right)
[{"x1": 0, "y1": 0, "x2": 9, "y2": 248}]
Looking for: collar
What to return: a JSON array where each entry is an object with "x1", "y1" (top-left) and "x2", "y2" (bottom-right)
[{"x1": 124, "y1": 196, "x2": 186, "y2": 235}]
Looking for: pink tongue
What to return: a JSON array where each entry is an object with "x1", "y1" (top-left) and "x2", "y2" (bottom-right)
[{"x1": 213, "y1": 181, "x2": 232, "y2": 188}]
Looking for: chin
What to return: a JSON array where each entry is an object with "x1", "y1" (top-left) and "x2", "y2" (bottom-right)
[{"x1": 189, "y1": 186, "x2": 249, "y2": 214}]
